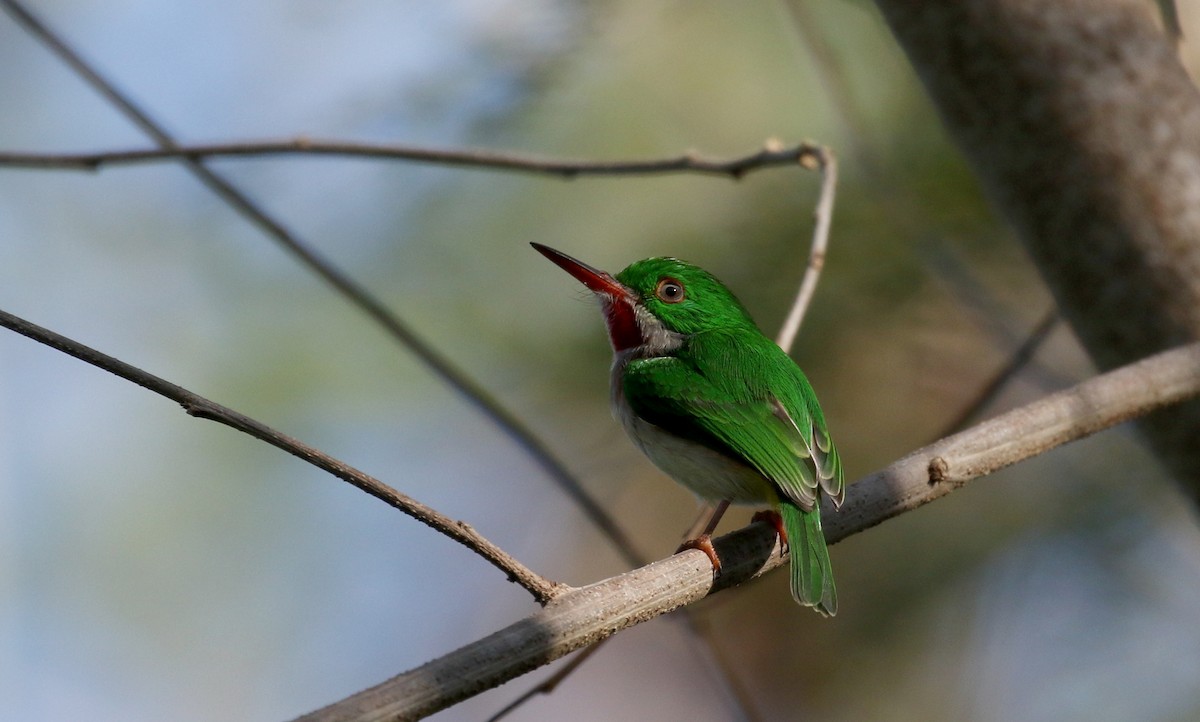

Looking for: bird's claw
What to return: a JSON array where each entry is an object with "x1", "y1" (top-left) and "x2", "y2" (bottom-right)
[
  {"x1": 676, "y1": 534, "x2": 722, "y2": 574},
  {"x1": 751, "y1": 509, "x2": 789, "y2": 554}
]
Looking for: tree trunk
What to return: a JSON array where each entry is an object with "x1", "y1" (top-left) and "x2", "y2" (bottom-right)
[{"x1": 874, "y1": 0, "x2": 1200, "y2": 497}]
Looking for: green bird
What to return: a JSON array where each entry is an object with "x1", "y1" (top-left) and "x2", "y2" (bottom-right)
[{"x1": 533, "y1": 243, "x2": 844, "y2": 615}]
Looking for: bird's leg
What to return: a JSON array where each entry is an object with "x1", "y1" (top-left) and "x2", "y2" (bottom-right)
[
  {"x1": 751, "y1": 509, "x2": 789, "y2": 555},
  {"x1": 681, "y1": 499, "x2": 730, "y2": 541},
  {"x1": 675, "y1": 499, "x2": 731, "y2": 573}
]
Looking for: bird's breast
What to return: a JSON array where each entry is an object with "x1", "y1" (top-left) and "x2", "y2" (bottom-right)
[{"x1": 610, "y1": 356, "x2": 770, "y2": 505}]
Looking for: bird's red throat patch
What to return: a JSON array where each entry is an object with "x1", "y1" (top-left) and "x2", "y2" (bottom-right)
[{"x1": 603, "y1": 297, "x2": 643, "y2": 352}]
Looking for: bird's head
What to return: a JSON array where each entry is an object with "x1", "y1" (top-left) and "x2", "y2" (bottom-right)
[{"x1": 532, "y1": 243, "x2": 755, "y2": 354}]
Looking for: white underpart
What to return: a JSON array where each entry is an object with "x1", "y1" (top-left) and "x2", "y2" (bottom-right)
[{"x1": 608, "y1": 301, "x2": 769, "y2": 504}]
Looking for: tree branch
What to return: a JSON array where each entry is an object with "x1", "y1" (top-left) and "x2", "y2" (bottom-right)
[
  {"x1": 0, "y1": 137, "x2": 829, "y2": 180},
  {"x1": 0, "y1": 307, "x2": 568, "y2": 604},
  {"x1": 298, "y1": 341, "x2": 1200, "y2": 721}
]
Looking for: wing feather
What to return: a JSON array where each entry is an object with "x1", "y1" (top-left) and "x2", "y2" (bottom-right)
[{"x1": 622, "y1": 329, "x2": 842, "y2": 511}]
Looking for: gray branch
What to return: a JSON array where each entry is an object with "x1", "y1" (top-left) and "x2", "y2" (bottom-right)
[{"x1": 297, "y1": 342, "x2": 1200, "y2": 722}]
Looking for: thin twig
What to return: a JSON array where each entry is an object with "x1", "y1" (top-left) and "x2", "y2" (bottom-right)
[
  {"x1": 298, "y1": 340, "x2": 1200, "y2": 721},
  {"x1": 0, "y1": 307, "x2": 568, "y2": 604},
  {"x1": 485, "y1": 645, "x2": 602, "y2": 722},
  {"x1": 919, "y1": 244, "x2": 1066, "y2": 442},
  {"x1": 936, "y1": 308, "x2": 1060, "y2": 438},
  {"x1": 488, "y1": 500, "x2": 761, "y2": 722},
  {"x1": 776, "y1": 145, "x2": 837, "y2": 354},
  {"x1": 0, "y1": 0, "x2": 644, "y2": 570},
  {"x1": 0, "y1": 138, "x2": 831, "y2": 180},
  {"x1": 485, "y1": 618, "x2": 761, "y2": 722}
]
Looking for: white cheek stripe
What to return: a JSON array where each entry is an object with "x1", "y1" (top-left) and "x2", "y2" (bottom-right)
[{"x1": 632, "y1": 304, "x2": 685, "y2": 355}]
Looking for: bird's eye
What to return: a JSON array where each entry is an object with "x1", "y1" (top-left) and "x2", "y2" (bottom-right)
[{"x1": 655, "y1": 278, "x2": 685, "y2": 304}]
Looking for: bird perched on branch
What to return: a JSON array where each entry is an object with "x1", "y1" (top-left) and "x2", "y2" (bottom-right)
[{"x1": 533, "y1": 243, "x2": 844, "y2": 615}]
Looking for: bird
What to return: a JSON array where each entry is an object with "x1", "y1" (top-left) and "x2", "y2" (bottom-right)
[{"x1": 532, "y1": 243, "x2": 844, "y2": 615}]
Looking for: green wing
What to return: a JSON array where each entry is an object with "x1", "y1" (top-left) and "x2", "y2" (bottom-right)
[{"x1": 622, "y1": 328, "x2": 843, "y2": 511}]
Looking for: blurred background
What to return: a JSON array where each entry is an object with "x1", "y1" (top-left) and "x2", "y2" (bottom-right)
[{"x1": 2, "y1": 1, "x2": 1199, "y2": 720}]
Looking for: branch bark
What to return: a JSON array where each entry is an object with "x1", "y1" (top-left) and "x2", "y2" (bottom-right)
[
  {"x1": 298, "y1": 341, "x2": 1200, "y2": 722},
  {"x1": 873, "y1": 0, "x2": 1200, "y2": 498}
]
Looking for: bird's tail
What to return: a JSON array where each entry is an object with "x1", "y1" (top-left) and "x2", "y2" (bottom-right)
[{"x1": 780, "y1": 500, "x2": 837, "y2": 616}]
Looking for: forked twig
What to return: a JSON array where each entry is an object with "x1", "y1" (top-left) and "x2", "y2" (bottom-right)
[{"x1": 0, "y1": 307, "x2": 567, "y2": 604}]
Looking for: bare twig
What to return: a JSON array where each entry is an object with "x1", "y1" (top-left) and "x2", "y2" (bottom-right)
[
  {"x1": 0, "y1": 307, "x2": 568, "y2": 604},
  {"x1": 0, "y1": 0, "x2": 644, "y2": 569},
  {"x1": 936, "y1": 308, "x2": 1060, "y2": 438},
  {"x1": 485, "y1": 645, "x2": 602, "y2": 722},
  {"x1": 489, "y1": 579, "x2": 765, "y2": 722},
  {"x1": 297, "y1": 342, "x2": 1200, "y2": 721},
  {"x1": 919, "y1": 245, "x2": 1066, "y2": 440},
  {"x1": 0, "y1": 138, "x2": 832, "y2": 180},
  {"x1": 775, "y1": 145, "x2": 837, "y2": 354}
]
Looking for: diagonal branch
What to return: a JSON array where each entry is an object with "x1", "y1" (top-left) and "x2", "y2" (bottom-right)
[
  {"x1": 0, "y1": 138, "x2": 830, "y2": 180},
  {"x1": 0, "y1": 307, "x2": 568, "y2": 604},
  {"x1": 297, "y1": 340, "x2": 1200, "y2": 721},
  {"x1": 0, "y1": 0, "x2": 644, "y2": 569},
  {"x1": 935, "y1": 308, "x2": 1060, "y2": 438}
]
